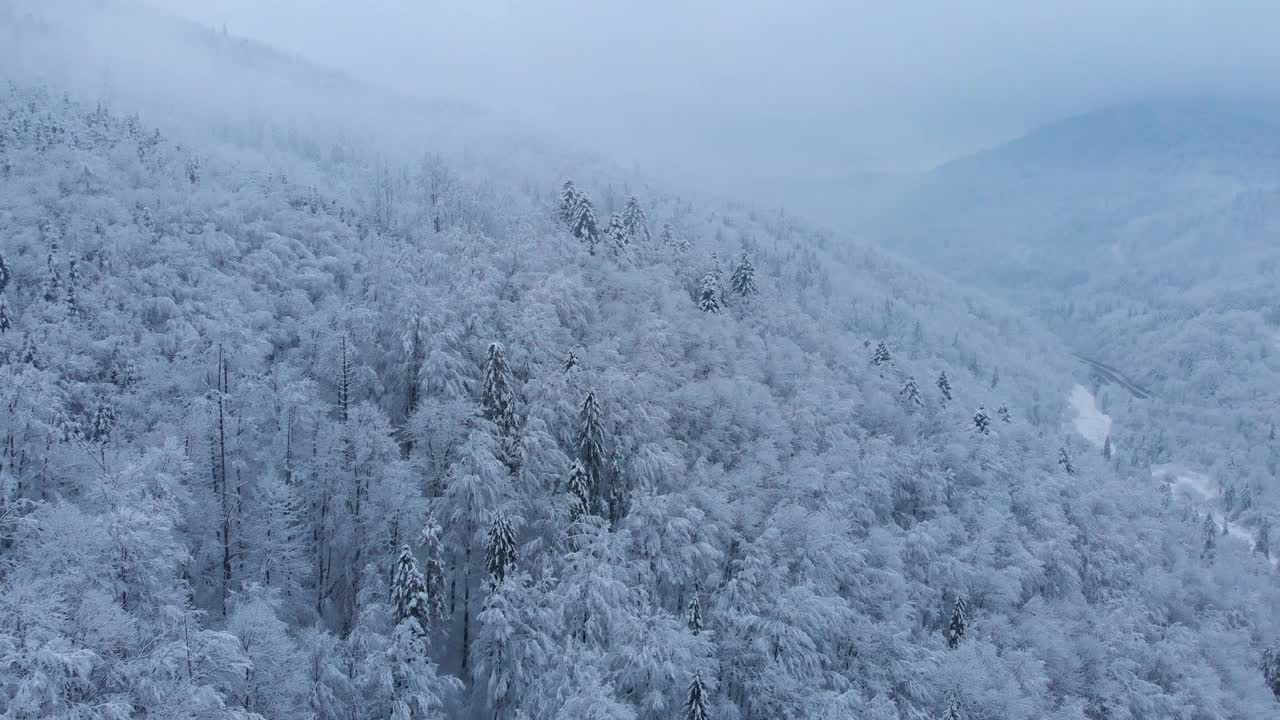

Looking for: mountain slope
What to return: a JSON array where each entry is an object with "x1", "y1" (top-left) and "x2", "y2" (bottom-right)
[{"x1": 1, "y1": 6, "x2": 1279, "y2": 720}]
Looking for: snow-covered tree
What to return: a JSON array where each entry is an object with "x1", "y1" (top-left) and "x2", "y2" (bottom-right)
[
  {"x1": 698, "y1": 269, "x2": 722, "y2": 313},
  {"x1": 622, "y1": 196, "x2": 650, "y2": 244},
  {"x1": 391, "y1": 545, "x2": 430, "y2": 631},
  {"x1": 687, "y1": 594, "x2": 703, "y2": 635},
  {"x1": 570, "y1": 190, "x2": 600, "y2": 252},
  {"x1": 1263, "y1": 647, "x2": 1280, "y2": 700},
  {"x1": 730, "y1": 252, "x2": 757, "y2": 298},
  {"x1": 973, "y1": 406, "x2": 990, "y2": 435},
  {"x1": 416, "y1": 520, "x2": 448, "y2": 624},
  {"x1": 1101, "y1": 434, "x2": 1113, "y2": 461},
  {"x1": 685, "y1": 673, "x2": 710, "y2": 720},
  {"x1": 605, "y1": 211, "x2": 628, "y2": 256},
  {"x1": 485, "y1": 511, "x2": 517, "y2": 587},
  {"x1": 558, "y1": 179, "x2": 577, "y2": 223},
  {"x1": 481, "y1": 341, "x2": 517, "y2": 439},
  {"x1": 901, "y1": 376, "x2": 923, "y2": 407},
  {"x1": 577, "y1": 390, "x2": 607, "y2": 515},
  {"x1": 0, "y1": 300, "x2": 10, "y2": 333},
  {"x1": 937, "y1": 371, "x2": 952, "y2": 402},
  {"x1": 563, "y1": 349, "x2": 580, "y2": 373},
  {"x1": 1202, "y1": 513, "x2": 1217, "y2": 559},
  {"x1": 1058, "y1": 446, "x2": 1074, "y2": 475},
  {"x1": 871, "y1": 340, "x2": 892, "y2": 367},
  {"x1": 946, "y1": 595, "x2": 967, "y2": 648},
  {"x1": 0, "y1": 252, "x2": 10, "y2": 293}
]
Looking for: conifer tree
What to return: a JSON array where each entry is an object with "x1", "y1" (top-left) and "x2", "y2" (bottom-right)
[
  {"x1": 946, "y1": 595, "x2": 967, "y2": 648},
  {"x1": 337, "y1": 334, "x2": 352, "y2": 423},
  {"x1": 997, "y1": 403, "x2": 1011, "y2": 423},
  {"x1": 43, "y1": 243, "x2": 61, "y2": 303},
  {"x1": 973, "y1": 406, "x2": 990, "y2": 435},
  {"x1": 698, "y1": 270, "x2": 722, "y2": 314},
  {"x1": 1263, "y1": 647, "x2": 1280, "y2": 700},
  {"x1": 687, "y1": 595, "x2": 703, "y2": 635},
  {"x1": 577, "y1": 391, "x2": 607, "y2": 513},
  {"x1": 941, "y1": 697, "x2": 964, "y2": 720},
  {"x1": 89, "y1": 398, "x2": 115, "y2": 445},
  {"x1": 1241, "y1": 484, "x2": 1254, "y2": 511},
  {"x1": 567, "y1": 460, "x2": 591, "y2": 520},
  {"x1": 1202, "y1": 513, "x2": 1217, "y2": 559},
  {"x1": 563, "y1": 349, "x2": 579, "y2": 373},
  {"x1": 0, "y1": 300, "x2": 10, "y2": 334},
  {"x1": 937, "y1": 371, "x2": 952, "y2": 402},
  {"x1": 558, "y1": 180, "x2": 577, "y2": 223},
  {"x1": 569, "y1": 190, "x2": 599, "y2": 252},
  {"x1": 871, "y1": 341, "x2": 892, "y2": 367},
  {"x1": 1222, "y1": 484, "x2": 1236, "y2": 512},
  {"x1": 417, "y1": 520, "x2": 448, "y2": 624},
  {"x1": 1102, "y1": 434, "x2": 1113, "y2": 461},
  {"x1": 900, "y1": 376, "x2": 923, "y2": 408},
  {"x1": 659, "y1": 222, "x2": 676, "y2": 249},
  {"x1": 605, "y1": 211, "x2": 628, "y2": 255},
  {"x1": 485, "y1": 511, "x2": 516, "y2": 588},
  {"x1": 730, "y1": 252, "x2": 757, "y2": 298},
  {"x1": 622, "y1": 196, "x2": 650, "y2": 244},
  {"x1": 391, "y1": 545, "x2": 430, "y2": 631},
  {"x1": 1256, "y1": 518, "x2": 1271, "y2": 560},
  {"x1": 65, "y1": 258, "x2": 80, "y2": 317},
  {"x1": 481, "y1": 342, "x2": 516, "y2": 438},
  {"x1": 685, "y1": 674, "x2": 709, "y2": 720},
  {"x1": 0, "y1": 253, "x2": 10, "y2": 294},
  {"x1": 1058, "y1": 446, "x2": 1074, "y2": 475}
]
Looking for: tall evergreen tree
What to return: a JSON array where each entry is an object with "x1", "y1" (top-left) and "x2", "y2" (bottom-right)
[
  {"x1": 685, "y1": 674, "x2": 709, "y2": 720},
  {"x1": 946, "y1": 595, "x2": 967, "y2": 648},
  {"x1": 900, "y1": 376, "x2": 923, "y2": 408},
  {"x1": 687, "y1": 595, "x2": 703, "y2": 635},
  {"x1": 622, "y1": 196, "x2": 650, "y2": 244},
  {"x1": 485, "y1": 511, "x2": 516, "y2": 588},
  {"x1": 569, "y1": 190, "x2": 599, "y2": 252},
  {"x1": 0, "y1": 252, "x2": 10, "y2": 294},
  {"x1": 391, "y1": 545, "x2": 430, "y2": 631},
  {"x1": 43, "y1": 242, "x2": 61, "y2": 303},
  {"x1": 871, "y1": 341, "x2": 892, "y2": 367},
  {"x1": 941, "y1": 697, "x2": 964, "y2": 720},
  {"x1": 730, "y1": 252, "x2": 757, "y2": 298},
  {"x1": 558, "y1": 180, "x2": 577, "y2": 223},
  {"x1": 659, "y1": 222, "x2": 676, "y2": 249},
  {"x1": 997, "y1": 403, "x2": 1011, "y2": 423},
  {"x1": 577, "y1": 391, "x2": 607, "y2": 514},
  {"x1": 562, "y1": 349, "x2": 579, "y2": 373},
  {"x1": 1263, "y1": 648, "x2": 1280, "y2": 700},
  {"x1": 567, "y1": 460, "x2": 591, "y2": 520},
  {"x1": 936, "y1": 371, "x2": 952, "y2": 402},
  {"x1": 480, "y1": 342, "x2": 516, "y2": 438},
  {"x1": 1255, "y1": 518, "x2": 1271, "y2": 559},
  {"x1": 1202, "y1": 513, "x2": 1217, "y2": 559},
  {"x1": 0, "y1": 300, "x2": 10, "y2": 334},
  {"x1": 1222, "y1": 483, "x2": 1236, "y2": 512},
  {"x1": 417, "y1": 520, "x2": 448, "y2": 624},
  {"x1": 65, "y1": 258, "x2": 80, "y2": 317},
  {"x1": 1101, "y1": 434, "x2": 1113, "y2": 461},
  {"x1": 605, "y1": 211, "x2": 628, "y2": 256},
  {"x1": 698, "y1": 269, "x2": 722, "y2": 314}
]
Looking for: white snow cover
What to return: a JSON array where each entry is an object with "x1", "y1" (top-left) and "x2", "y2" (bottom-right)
[
  {"x1": 1154, "y1": 464, "x2": 1276, "y2": 565},
  {"x1": 1068, "y1": 384, "x2": 1111, "y2": 448}
]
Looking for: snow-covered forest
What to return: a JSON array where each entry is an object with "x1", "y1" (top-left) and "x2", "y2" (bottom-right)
[{"x1": 3, "y1": 2, "x2": 1280, "y2": 719}]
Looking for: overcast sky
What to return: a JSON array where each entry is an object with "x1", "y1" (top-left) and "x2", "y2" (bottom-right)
[{"x1": 145, "y1": 0, "x2": 1280, "y2": 187}]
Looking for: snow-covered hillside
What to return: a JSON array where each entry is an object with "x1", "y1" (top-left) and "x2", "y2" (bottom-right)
[{"x1": 2, "y1": 3, "x2": 1280, "y2": 719}]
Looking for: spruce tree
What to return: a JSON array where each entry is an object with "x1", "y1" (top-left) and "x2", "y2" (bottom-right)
[
  {"x1": 605, "y1": 211, "x2": 628, "y2": 256},
  {"x1": 730, "y1": 252, "x2": 757, "y2": 298},
  {"x1": 687, "y1": 595, "x2": 703, "y2": 635},
  {"x1": 622, "y1": 196, "x2": 650, "y2": 244},
  {"x1": 1102, "y1": 434, "x2": 1113, "y2": 461},
  {"x1": 1202, "y1": 513, "x2": 1217, "y2": 559},
  {"x1": 989, "y1": 367, "x2": 999, "y2": 390},
  {"x1": 576, "y1": 391, "x2": 606, "y2": 514},
  {"x1": 569, "y1": 190, "x2": 599, "y2": 252},
  {"x1": 936, "y1": 371, "x2": 952, "y2": 402},
  {"x1": 43, "y1": 243, "x2": 61, "y2": 303},
  {"x1": 973, "y1": 406, "x2": 990, "y2": 435},
  {"x1": 685, "y1": 674, "x2": 709, "y2": 720},
  {"x1": 416, "y1": 520, "x2": 448, "y2": 623},
  {"x1": 89, "y1": 399, "x2": 115, "y2": 445},
  {"x1": 558, "y1": 180, "x2": 577, "y2": 223},
  {"x1": 941, "y1": 697, "x2": 964, "y2": 720},
  {"x1": 1222, "y1": 483, "x2": 1236, "y2": 512},
  {"x1": 562, "y1": 349, "x2": 579, "y2": 373},
  {"x1": 0, "y1": 300, "x2": 9, "y2": 334},
  {"x1": 480, "y1": 342, "x2": 516, "y2": 437},
  {"x1": 0, "y1": 253, "x2": 10, "y2": 294},
  {"x1": 900, "y1": 376, "x2": 923, "y2": 408},
  {"x1": 698, "y1": 269, "x2": 721, "y2": 314},
  {"x1": 659, "y1": 222, "x2": 675, "y2": 249},
  {"x1": 485, "y1": 511, "x2": 517, "y2": 588},
  {"x1": 997, "y1": 403, "x2": 1011, "y2": 424},
  {"x1": 1057, "y1": 446, "x2": 1074, "y2": 475},
  {"x1": 1263, "y1": 647, "x2": 1280, "y2": 700},
  {"x1": 1241, "y1": 484, "x2": 1254, "y2": 511},
  {"x1": 1256, "y1": 518, "x2": 1271, "y2": 560},
  {"x1": 946, "y1": 595, "x2": 967, "y2": 648},
  {"x1": 871, "y1": 341, "x2": 892, "y2": 367},
  {"x1": 567, "y1": 460, "x2": 591, "y2": 520},
  {"x1": 65, "y1": 258, "x2": 80, "y2": 317},
  {"x1": 391, "y1": 545, "x2": 430, "y2": 631}
]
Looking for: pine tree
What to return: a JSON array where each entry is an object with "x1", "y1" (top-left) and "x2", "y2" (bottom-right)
[
  {"x1": 946, "y1": 595, "x2": 967, "y2": 648},
  {"x1": 659, "y1": 222, "x2": 676, "y2": 249},
  {"x1": 622, "y1": 196, "x2": 650, "y2": 244},
  {"x1": 1202, "y1": 513, "x2": 1217, "y2": 559},
  {"x1": 997, "y1": 403, "x2": 1011, "y2": 424},
  {"x1": 562, "y1": 349, "x2": 579, "y2": 373},
  {"x1": 1058, "y1": 446, "x2": 1074, "y2": 475},
  {"x1": 567, "y1": 460, "x2": 591, "y2": 520},
  {"x1": 485, "y1": 512, "x2": 517, "y2": 588},
  {"x1": 0, "y1": 300, "x2": 10, "y2": 334},
  {"x1": 569, "y1": 190, "x2": 599, "y2": 252},
  {"x1": 1222, "y1": 483, "x2": 1236, "y2": 512},
  {"x1": 730, "y1": 252, "x2": 757, "y2": 298},
  {"x1": 1256, "y1": 518, "x2": 1271, "y2": 560},
  {"x1": 698, "y1": 269, "x2": 722, "y2": 313},
  {"x1": 871, "y1": 341, "x2": 892, "y2": 367},
  {"x1": 1241, "y1": 484, "x2": 1254, "y2": 511},
  {"x1": 88, "y1": 398, "x2": 115, "y2": 445},
  {"x1": 416, "y1": 520, "x2": 448, "y2": 623},
  {"x1": 685, "y1": 674, "x2": 709, "y2": 720},
  {"x1": 605, "y1": 211, "x2": 628, "y2": 255},
  {"x1": 0, "y1": 253, "x2": 10, "y2": 294},
  {"x1": 558, "y1": 180, "x2": 577, "y2": 223},
  {"x1": 65, "y1": 258, "x2": 80, "y2": 317},
  {"x1": 391, "y1": 545, "x2": 430, "y2": 631},
  {"x1": 577, "y1": 391, "x2": 607, "y2": 514},
  {"x1": 937, "y1": 371, "x2": 952, "y2": 402},
  {"x1": 941, "y1": 697, "x2": 964, "y2": 720},
  {"x1": 43, "y1": 243, "x2": 61, "y2": 303},
  {"x1": 1101, "y1": 434, "x2": 1113, "y2": 461},
  {"x1": 900, "y1": 376, "x2": 923, "y2": 407},
  {"x1": 336, "y1": 334, "x2": 352, "y2": 423},
  {"x1": 989, "y1": 367, "x2": 999, "y2": 390},
  {"x1": 480, "y1": 342, "x2": 516, "y2": 437},
  {"x1": 1263, "y1": 647, "x2": 1280, "y2": 700},
  {"x1": 973, "y1": 406, "x2": 990, "y2": 435},
  {"x1": 687, "y1": 594, "x2": 703, "y2": 635}
]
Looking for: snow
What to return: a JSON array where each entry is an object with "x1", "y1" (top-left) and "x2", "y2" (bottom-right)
[
  {"x1": 1068, "y1": 384, "x2": 1111, "y2": 448},
  {"x1": 1154, "y1": 463, "x2": 1276, "y2": 566}
]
